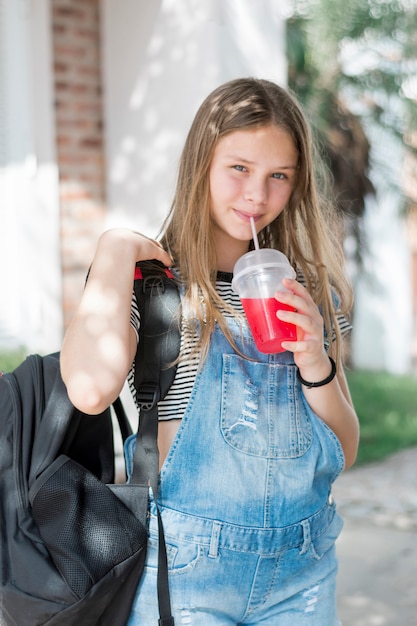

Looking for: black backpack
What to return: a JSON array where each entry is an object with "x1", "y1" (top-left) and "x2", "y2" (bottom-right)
[{"x1": 0, "y1": 261, "x2": 180, "y2": 626}]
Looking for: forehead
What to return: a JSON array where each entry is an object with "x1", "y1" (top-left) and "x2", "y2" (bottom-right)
[{"x1": 213, "y1": 125, "x2": 298, "y2": 163}]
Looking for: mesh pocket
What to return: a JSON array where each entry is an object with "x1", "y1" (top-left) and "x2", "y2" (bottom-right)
[{"x1": 30, "y1": 456, "x2": 147, "y2": 598}]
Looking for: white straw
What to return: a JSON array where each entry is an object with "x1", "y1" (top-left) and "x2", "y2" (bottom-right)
[{"x1": 250, "y1": 217, "x2": 260, "y2": 250}]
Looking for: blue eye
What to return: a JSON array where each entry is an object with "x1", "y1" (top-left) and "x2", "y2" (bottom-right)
[
  {"x1": 272, "y1": 172, "x2": 286, "y2": 180},
  {"x1": 233, "y1": 165, "x2": 246, "y2": 172}
]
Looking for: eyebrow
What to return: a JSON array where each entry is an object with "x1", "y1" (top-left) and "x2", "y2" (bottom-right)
[{"x1": 226, "y1": 155, "x2": 297, "y2": 170}]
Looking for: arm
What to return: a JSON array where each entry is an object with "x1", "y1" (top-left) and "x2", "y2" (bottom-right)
[
  {"x1": 60, "y1": 228, "x2": 172, "y2": 414},
  {"x1": 278, "y1": 278, "x2": 360, "y2": 470}
]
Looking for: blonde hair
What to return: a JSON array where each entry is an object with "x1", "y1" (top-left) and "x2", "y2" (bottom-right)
[{"x1": 160, "y1": 77, "x2": 353, "y2": 365}]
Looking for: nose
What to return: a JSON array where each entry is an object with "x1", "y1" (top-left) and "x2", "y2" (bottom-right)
[{"x1": 243, "y1": 176, "x2": 267, "y2": 205}]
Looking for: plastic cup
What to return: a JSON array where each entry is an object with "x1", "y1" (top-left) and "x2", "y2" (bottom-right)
[{"x1": 232, "y1": 249, "x2": 297, "y2": 353}]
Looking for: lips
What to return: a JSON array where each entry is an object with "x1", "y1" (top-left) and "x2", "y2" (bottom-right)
[{"x1": 234, "y1": 209, "x2": 262, "y2": 223}]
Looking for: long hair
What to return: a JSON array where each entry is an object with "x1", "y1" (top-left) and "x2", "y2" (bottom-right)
[{"x1": 160, "y1": 77, "x2": 353, "y2": 365}]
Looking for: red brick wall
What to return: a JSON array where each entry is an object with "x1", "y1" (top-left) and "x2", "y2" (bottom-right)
[{"x1": 51, "y1": 0, "x2": 106, "y2": 330}]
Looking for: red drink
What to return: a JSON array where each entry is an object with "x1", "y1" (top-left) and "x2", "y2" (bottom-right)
[{"x1": 241, "y1": 297, "x2": 297, "y2": 353}]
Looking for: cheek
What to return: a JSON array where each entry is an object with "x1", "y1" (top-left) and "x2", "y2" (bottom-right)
[
  {"x1": 210, "y1": 169, "x2": 241, "y2": 202},
  {"x1": 270, "y1": 184, "x2": 293, "y2": 213},
  {"x1": 209, "y1": 171, "x2": 223, "y2": 206},
  {"x1": 263, "y1": 191, "x2": 292, "y2": 227}
]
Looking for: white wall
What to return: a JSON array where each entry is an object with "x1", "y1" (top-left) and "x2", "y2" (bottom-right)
[
  {"x1": 101, "y1": 0, "x2": 287, "y2": 237},
  {"x1": 0, "y1": 0, "x2": 62, "y2": 354},
  {"x1": 351, "y1": 126, "x2": 412, "y2": 374}
]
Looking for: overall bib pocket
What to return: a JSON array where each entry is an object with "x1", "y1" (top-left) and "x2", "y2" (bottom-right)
[{"x1": 221, "y1": 354, "x2": 313, "y2": 459}]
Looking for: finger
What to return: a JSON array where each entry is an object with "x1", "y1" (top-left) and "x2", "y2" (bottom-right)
[
  {"x1": 149, "y1": 239, "x2": 173, "y2": 265},
  {"x1": 136, "y1": 233, "x2": 173, "y2": 266},
  {"x1": 277, "y1": 310, "x2": 324, "y2": 356},
  {"x1": 277, "y1": 307, "x2": 316, "y2": 332},
  {"x1": 276, "y1": 307, "x2": 300, "y2": 326},
  {"x1": 280, "y1": 339, "x2": 311, "y2": 354},
  {"x1": 281, "y1": 277, "x2": 309, "y2": 296},
  {"x1": 275, "y1": 282, "x2": 313, "y2": 311},
  {"x1": 153, "y1": 245, "x2": 173, "y2": 266}
]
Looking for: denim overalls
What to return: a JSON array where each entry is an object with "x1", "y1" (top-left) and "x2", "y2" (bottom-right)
[{"x1": 126, "y1": 314, "x2": 345, "y2": 625}]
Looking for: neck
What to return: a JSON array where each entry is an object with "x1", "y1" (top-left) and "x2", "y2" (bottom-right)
[{"x1": 215, "y1": 242, "x2": 250, "y2": 273}]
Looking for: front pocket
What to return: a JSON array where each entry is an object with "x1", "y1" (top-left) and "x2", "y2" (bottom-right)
[
  {"x1": 309, "y1": 510, "x2": 344, "y2": 562},
  {"x1": 144, "y1": 535, "x2": 201, "y2": 575},
  {"x1": 29, "y1": 455, "x2": 148, "y2": 598},
  {"x1": 221, "y1": 354, "x2": 312, "y2": 459}
]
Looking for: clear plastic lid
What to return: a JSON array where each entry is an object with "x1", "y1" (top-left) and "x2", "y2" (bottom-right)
[{"x1": 232, "y1": 249, "x2": 295, "y2": 292}]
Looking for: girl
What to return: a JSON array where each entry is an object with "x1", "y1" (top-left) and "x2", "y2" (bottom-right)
[{"x1": 61, "y1": 77, "x2": 359, "y2": 625}]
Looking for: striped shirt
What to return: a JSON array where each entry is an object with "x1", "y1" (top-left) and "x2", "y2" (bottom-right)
[{"x1": 128, "y1": 270, "x2": 351, "y2": 421}]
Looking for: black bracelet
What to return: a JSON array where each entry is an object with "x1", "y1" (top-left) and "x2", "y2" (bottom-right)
[{"x1": 297, "y1": 357, "x2": 337, "y2": 389}]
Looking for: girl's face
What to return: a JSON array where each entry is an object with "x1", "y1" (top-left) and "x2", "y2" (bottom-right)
[{"x1": 209, "y1": 125, "x2": 298, "y2": 269}]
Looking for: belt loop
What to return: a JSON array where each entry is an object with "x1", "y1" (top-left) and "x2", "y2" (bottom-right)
[
  {"x1": 208, "y1": 521, "x2": 222, "y2": 558},
  {"x1": 299, "y1": 519, "x2": 311, "y2": 555}
]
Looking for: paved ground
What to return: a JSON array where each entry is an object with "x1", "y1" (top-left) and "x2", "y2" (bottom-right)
[{"x1": 334, "y1": 446, "x2": 417, "y2": 625}]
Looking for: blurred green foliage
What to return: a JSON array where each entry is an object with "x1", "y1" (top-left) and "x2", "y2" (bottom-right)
[
  {"x1": 286, "y1": 0, "x2": 417, "y2": 253},
  {"x1": 346, "y1": 369, "x2": 417, "y2": 464},
  {"x1": 0, "y1": 348, "x2": 27, "y2": 373}
]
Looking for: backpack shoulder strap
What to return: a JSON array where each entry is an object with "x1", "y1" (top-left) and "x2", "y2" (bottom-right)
[
  {"x1": 131, "y1": 260, "x2": 179, "y2": 626},
  {"x1": 133, "y1": 259, "x2": 180, "y2": 415},
  {"x1": 130, "y1": 259, "x2": 180, "y2": 490}
]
